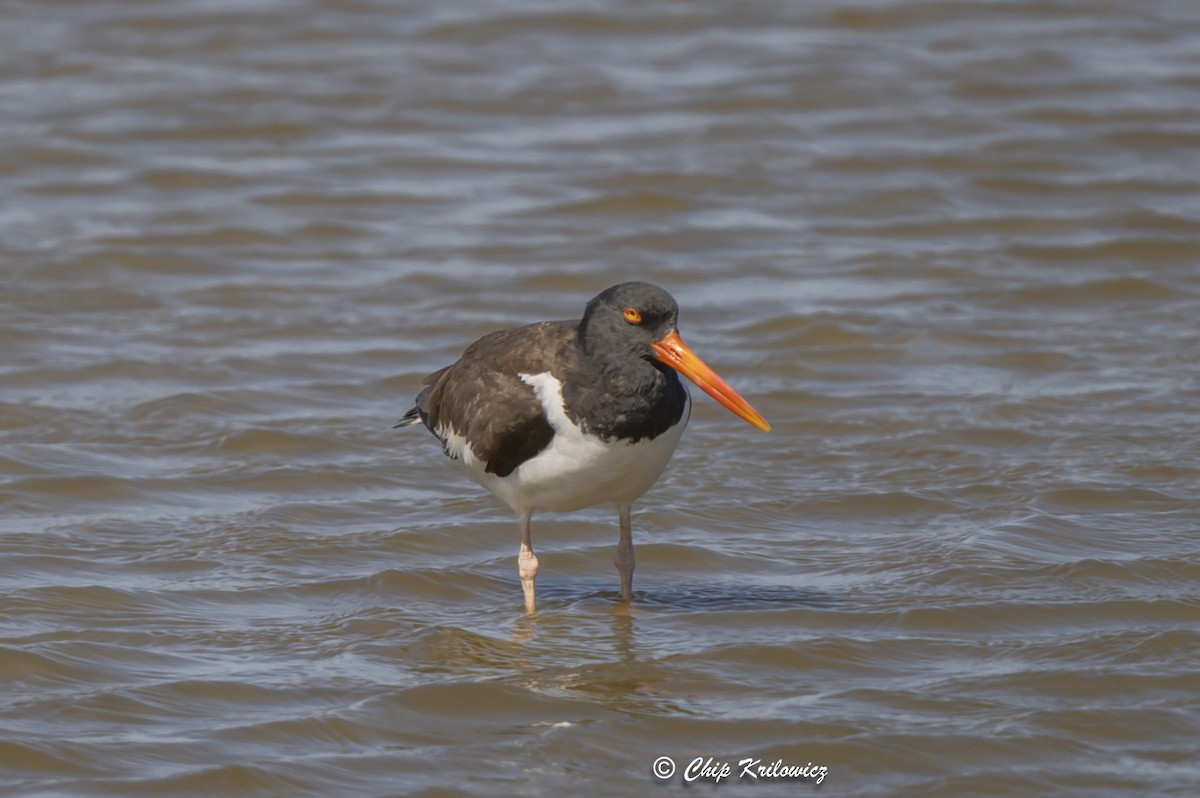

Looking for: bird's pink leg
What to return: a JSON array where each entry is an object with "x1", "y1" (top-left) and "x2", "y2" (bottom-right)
[
  {"x1": 614, "y1": 503, "x2": 635, "y2": 601},
  {"x1": 518, "y1": 510, "x2": 539, "y2": 613}
]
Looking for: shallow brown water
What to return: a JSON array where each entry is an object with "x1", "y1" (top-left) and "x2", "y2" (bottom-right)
[{"x1": 2, "y1": 1, "x2": 1199, "y2": 796}]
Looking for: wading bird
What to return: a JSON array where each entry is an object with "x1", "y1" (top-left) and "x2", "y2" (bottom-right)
[{"x1": 397, "y1": 282, "x2": 769, "y2": 612}]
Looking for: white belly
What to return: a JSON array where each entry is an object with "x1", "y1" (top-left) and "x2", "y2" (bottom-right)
[{"x1": 447, "y1": 372, "x2": 690, "y2": 515}]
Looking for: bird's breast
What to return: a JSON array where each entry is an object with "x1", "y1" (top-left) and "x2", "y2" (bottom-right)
[{"x1": 458, "y1": 371, "x2": 690, "y2": 513}]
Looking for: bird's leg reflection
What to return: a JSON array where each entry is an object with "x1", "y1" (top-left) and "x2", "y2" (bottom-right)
[
  {"x1": 509, "y1": 610, "x2": 536, "y2": 645},
  {"x1": 506, "y1": 586, "x2": 640, "y2": 650},
  {"x1": 610, "y1": 604, "x2": 635, "y2": 664}
]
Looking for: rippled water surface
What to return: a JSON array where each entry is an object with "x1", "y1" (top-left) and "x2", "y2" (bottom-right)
[{"x1": 3, "y1": 1, "x2": 1199, "y2": 796}]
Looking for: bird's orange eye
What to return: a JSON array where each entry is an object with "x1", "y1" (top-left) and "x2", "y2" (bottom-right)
[{"x1": 623, "y1": 307, "x2": 642, "y2": 324}]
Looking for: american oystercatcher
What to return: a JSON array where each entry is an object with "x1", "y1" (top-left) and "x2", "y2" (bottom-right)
[{"x1": 397, "y1": 282, "x2": 770, "y2": 612}]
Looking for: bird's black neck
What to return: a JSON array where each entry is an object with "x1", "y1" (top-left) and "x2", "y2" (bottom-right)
[{"x1": 560, "y1": 335, "x2": 688, "y2": 442}]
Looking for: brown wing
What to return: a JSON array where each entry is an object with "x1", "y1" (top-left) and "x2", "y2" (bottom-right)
[{"x1": 416, "y1": 321, "x2": 575, "y2": 478}]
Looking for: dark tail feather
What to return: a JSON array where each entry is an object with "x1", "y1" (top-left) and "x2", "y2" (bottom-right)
[
  {"x1": 394, "y1": 406, "x2": 424, "y2": 429},
  {"x1": 395, "y1": 384, "x2": 434, "y2": 429}
]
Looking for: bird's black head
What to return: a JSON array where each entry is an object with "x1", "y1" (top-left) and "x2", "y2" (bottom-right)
[
  {"x1": 576, "y1": 281, "x2": 772, "y2": 431},
  {"x1": 578, "y1": 282, "x2": 680, "y2": 362}
]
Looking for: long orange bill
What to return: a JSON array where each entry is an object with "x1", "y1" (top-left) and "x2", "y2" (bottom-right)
[{"x1": 651, "y1": 330, "x2": 771, "y2": 432}]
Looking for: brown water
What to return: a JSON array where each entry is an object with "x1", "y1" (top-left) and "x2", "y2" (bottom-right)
[{"x1": 3, "y1": 1, "x2": 1199, "y2": 796}]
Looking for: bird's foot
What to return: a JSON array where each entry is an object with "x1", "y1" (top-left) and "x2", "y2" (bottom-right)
[{"x1": 519, "y1": 548, "x2": 539, "y2": 613}]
